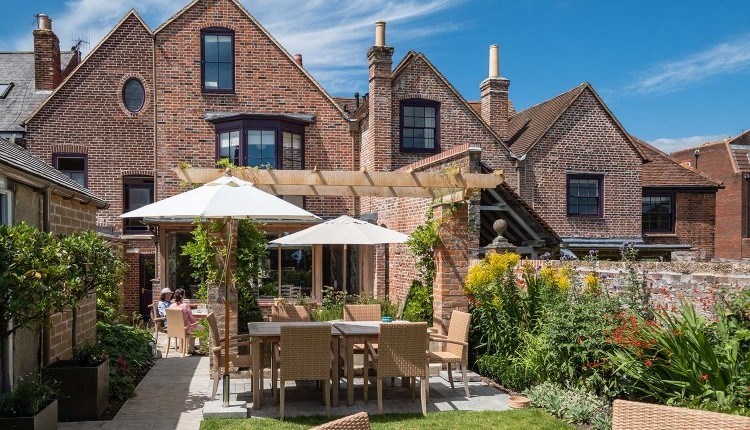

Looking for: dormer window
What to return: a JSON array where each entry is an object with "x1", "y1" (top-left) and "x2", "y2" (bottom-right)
[
  {"x1": 201, "y1": 28, "x2": 234, "y2": 92},
  {"x1": 400, "y1": 99, "x2": 440, "y2": 152},
  {"x1": 0, "y1": 83, "x2": 13, "y2": 99}
]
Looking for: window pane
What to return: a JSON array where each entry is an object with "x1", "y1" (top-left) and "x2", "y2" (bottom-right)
[
  {"x1": 403, "y1": 138, "x2": 413, "y2": 148},
  {"x1": 204, "y1": 35, "x2": 218, "y2": 62},
  {"x1": 218, "y1": 62, "x2": 233, "y2": 89},
  {"x1": 413, "y1": 106, "x2": 424, "y2": 117},
  {"x1": 128, "y1": 188, "x2": 151, "y2": 211},
  {"x1": 403, "y1": 116, "x2": 414, "y2": 127},
  {"x1": 404, "y1": 106, "x2": 414, "y2": 116},
  {"x1": 217, "y1": 36, "x2": 232, "y2": 63},
  {"x1": 568, "y1": 176, "x2": 600, "y2": 215},
  {"x1": 403, "y1": 128, "x2": 413, "y2": 138},
  {"x1": 0, "y1": 193, "x2": 9, "y2": 226},
  {"x1": 424, "y1": 107, "x2": 435, "y2": 118},
  {"x1": 424, "y1": 138, "x2": 434, "y2": 149},
  {"x1": 56, "y1": 157, "x2": 85, "y2": 171},
  {"x1": 123, "y1": 79, "x2": 145, "y2": 112},
  {"x1": 204, "y1": 63, "x2": 218, "y2": 89}
]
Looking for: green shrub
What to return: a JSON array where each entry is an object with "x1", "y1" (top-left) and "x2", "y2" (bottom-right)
[
  {"x1": 526, "y1": 382, "x2": 611, "y2": 429},
  {"x1": 0, "y1": 376, "x2": 57, "y2": 417},
  {"x1": 97, "y1": 322, "x2": 153, "y2": 402},
  {"x1": 609, "y1": 303, "x2": 750, "y2": 415},
  {"x1": 402, "y1": 280, "x2": 433, "y2": 323}
]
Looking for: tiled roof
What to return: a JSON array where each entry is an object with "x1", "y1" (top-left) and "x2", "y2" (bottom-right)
[
  {"x1": 0, "y1": 51, "x2": 76, "y2": 133},
  {"x1": 506, "y1": 83, "x2": 587, "y2": 155},
  {"x1": 728, "y1": 130, "x2": 750, "y2": 172},
  {"x1": 0, "y1": 138, "x2": 107, "y2": 207},
  {"x1": 332, "y1": 97, "x2": 359, "y2": 116},
  {"x1": 632, "y1": 136, "x2": 722, "y2": 189}
]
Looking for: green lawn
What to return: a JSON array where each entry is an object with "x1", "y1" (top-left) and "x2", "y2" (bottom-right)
[{"x1": 200, "y1": 410, "x2": 574, "y2": 430}]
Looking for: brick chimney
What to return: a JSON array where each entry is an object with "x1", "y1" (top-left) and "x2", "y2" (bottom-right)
[
  {"x1": 480, "y1": 44, "x2": 510, "y2": 140},
  {"x1": 34, "y1": 14, "x2": 62, "y2": 91},
  {"x1": 293, "y1": 53, "x2": 303, "y2": 67},
  {"x1": 365, "y1": 21, "x2": 394, "y2": 172}
]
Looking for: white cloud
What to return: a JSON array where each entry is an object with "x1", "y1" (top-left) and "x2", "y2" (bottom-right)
[
  {"x1": 628, "y1": 33, "x2": 750, "y2": 95},
  {"x1": 12, "y1": 0, "x2": 461, "y2": 94},
  {"x1": 649, "y1": 134, "x2": 729, "y2": 153}
]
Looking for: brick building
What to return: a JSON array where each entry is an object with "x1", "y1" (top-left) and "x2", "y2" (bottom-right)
[
  {"x1": 16, "y1": 0, "x2": 719, "y2": 323},
  {"x1": 0, "y1": 137, "x2": 105, "y2": 389},
  {"x1": 671, "y1": 130, "x2": 750, "y2": 259}
]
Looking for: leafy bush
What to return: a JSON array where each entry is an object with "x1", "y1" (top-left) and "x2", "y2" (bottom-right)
[
  {"x1": 467, "y1": 254, "x2": 620, "y2": 395},
  {"x1": 608, "y1": 303, "x2": 750, "y2": 415},
  {"x1": 402, "y1": 280, "x2": 433, "y2": 323},
  {"x1": 406, "y1": 213, "x2": 442, "y2": 288},
  {"x1": 312, "y1": 286, "x2": 399, "y2": 322},
  {"x1": 0, "y1": 376, "x2": 57, "y2": 417},
  {"x1": 526, "y1": 382, "x2": 611, "y2": 429},
  {"x1": 97, "y1": 322, "x2": 153, "y2": 402}
]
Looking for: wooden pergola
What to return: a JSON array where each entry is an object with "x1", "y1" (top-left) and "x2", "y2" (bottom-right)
[
  {"x1": 162, "y1": 166, "x2": 505, "y2": 299},
  {"x1": 175, "y1": 166, "x2": 504, "y2": 200}
]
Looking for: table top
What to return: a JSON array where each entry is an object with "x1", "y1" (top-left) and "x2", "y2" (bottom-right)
[
  {"x1": 332, "y1": 321, "x2": 383, "y2": 336},
  {"x1": 247, "y1": 321, "x2": 341, "y2": 337}
]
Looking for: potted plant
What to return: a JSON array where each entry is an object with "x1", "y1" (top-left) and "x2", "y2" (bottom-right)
[
  {"x1": 0, "y1": 377, "x2": 58, "y2": 430},
  {"x1": 42, "y1": 231, "x2": 123, "y2": 421}
]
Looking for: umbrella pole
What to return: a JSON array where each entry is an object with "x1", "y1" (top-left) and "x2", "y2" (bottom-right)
[
  {"x1": 277, "y1": 244, "x2": 282, "y2": 298},
  {"x1": 343, "y1": 244, "x2": 348, "y2": 294},
  {"x1": 222, "y1": 218, "x2": 234, "y2": 407}
]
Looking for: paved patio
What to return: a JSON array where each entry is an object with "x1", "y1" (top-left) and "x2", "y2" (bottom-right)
[{"x1": 60, "y1": 333, "x2": 509, "y2": 430}]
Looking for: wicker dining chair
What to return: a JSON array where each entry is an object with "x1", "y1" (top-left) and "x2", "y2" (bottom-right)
[
  {"x1": 276, "y1": 324, "x2": 333, "y2": 420},
  {"x1": 147, "y1": 303, "x2": 166, "y2": 344},
  {"x1": 612, "y1": 399, "x2": 750, "y2": 430},
  {"x1": 429, "y1": 310, "x2": 471, "y2": 398},
  {"x1": 343, "y1": 304, "x2": 381, "y2": 322},
  {"x1": 206, "y1": 312, "x2": 254, "y2": 399},
  {"x1": 364, "y1": 322, "x2": 429, "y2": 416},
  {"x1": 311, "y1": 412, "x2": 372, "y2": 430},
  {"x1": 270, "y1": 305, "x2": 313, "y2": 322},
  {"x1": 165, "y1": 308, "x2": 194, "y2": 358}
]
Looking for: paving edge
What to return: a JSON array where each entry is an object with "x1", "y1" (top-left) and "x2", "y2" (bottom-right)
[{"x1": 203, "y1": 400, "x2": 249, "y2": 418}]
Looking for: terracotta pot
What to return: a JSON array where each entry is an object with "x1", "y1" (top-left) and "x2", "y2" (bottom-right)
[
  {"x1": 0, "y1": 399, "x2": 58, "y2": 430},
  {"x1": 42, "y1": 360, "x2": 109, "y2": 421},
  {"x1": 508, "y1": 395, "x2": 531, "y2": 409}
]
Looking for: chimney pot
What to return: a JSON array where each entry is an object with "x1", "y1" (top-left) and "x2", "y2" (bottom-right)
[
  {"x1": 354, "y1": 92, "x2": 360, "y2": 108},
  {"x1": 374, "y1": 21, "x2": 386, "y2": 47},
  {"x1": 38, "y1": 14, "x2": 52, "y2": 31},
  {"x1": 293, "y1": 53, "x2": 303, "y2": 67},
  {"x1": 489, "y1": 44, "x2": 500, "y2": 79}
]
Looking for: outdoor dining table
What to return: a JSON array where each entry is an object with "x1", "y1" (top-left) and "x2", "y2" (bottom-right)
[
  {"x1": 332, "y1": 321, "x2": 387, "y2": 407},
  {"x1": 247, "y1": 322, "x2": 342, "y2": 410}
]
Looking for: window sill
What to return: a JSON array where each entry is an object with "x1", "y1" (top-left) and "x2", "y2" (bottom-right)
[
  {"x1": 399, "y1": 148, "x2": 441, "y2": 154},
  {"x1": 121, "y1": 233, "x2": 154, "y2": 240},
  {"x1": 567, "y1": 215, "x2": 604, "y2": 220},
  {"x1": 643, "y1": 232, "x2": 677, "y2": 238}
]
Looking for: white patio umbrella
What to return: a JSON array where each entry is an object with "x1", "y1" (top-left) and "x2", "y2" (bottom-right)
[
  {"x1": 121, "y1": 175, "x2": 319, "y2": 407},
  {"x1": 270, "y1": 215, "x2": 408, "y2": 292}
]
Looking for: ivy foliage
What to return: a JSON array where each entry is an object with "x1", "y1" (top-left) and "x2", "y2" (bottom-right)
[{"x1": 406, "y1": 210, "x2": 442, "y2": 288}]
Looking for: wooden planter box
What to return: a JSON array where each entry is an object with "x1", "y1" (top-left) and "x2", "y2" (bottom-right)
[
  {"x1": 0, "y1": 399, "x2": 58, "y2": 430},
  {"x1": 42, "y1": 360, "x2": 109, "y2": 421}
]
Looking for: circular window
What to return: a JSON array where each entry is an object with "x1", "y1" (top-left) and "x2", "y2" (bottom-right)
[{"x1": 122, "y1": 78, "x2": 145, "y2": 113}]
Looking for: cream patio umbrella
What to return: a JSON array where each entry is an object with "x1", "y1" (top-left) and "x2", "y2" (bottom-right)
[
  {"x1": 270, "y1": 215, "x2": 408, "y2": 293},
  {"x1": 121, "y1": 175, "x2": 319, "y2": 407}
]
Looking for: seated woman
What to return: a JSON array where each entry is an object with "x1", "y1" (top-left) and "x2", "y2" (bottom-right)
[{"x1": 169, "y1": 288, "x2": 200, "y2": 353}]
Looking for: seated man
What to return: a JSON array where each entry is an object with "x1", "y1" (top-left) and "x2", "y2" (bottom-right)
[{"x1": 157, "y1": 287, "x2": 172, "y2": 326}]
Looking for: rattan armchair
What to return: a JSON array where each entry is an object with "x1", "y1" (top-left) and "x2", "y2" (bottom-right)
[
  {"x1": 206, "y1": 312, "x2": 254, "y2": 400},
  {"x1": 165, "y1": 308, "x2": 196, "y2": 357},
  {"x1": 277, "y1": 324, "x2": 333, "y2": 420},
  {"x1": 343, "y1": 304, "x2": 381, "y2": 322},
  {"x1": 147, "y1": 304, "x2": 166, "y2": 344},
  {"x1": 270, "y1": 305, "x2": 313, "y2": 322},
  {"x1": 429, "y1": 310, "x2": 471, "y2": 398},
  {"x1": 311, "y1": 412, "x2": 371, "y2": 430},
  {"x1": 612, "y1": 399, "x2": 750, "y2": 430},
  {"x1": 364, "y1": 322, "x2": 429, "y2": 416}
]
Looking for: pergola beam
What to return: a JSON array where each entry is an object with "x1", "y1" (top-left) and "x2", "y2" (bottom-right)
[{"x1": 175, "y1": 167, "x2": 504, "y2": 192}]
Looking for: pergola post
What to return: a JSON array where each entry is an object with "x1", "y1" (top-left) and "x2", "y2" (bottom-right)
[{"x1": 432, "y1": 202, "x2": 471, "y2": 334}]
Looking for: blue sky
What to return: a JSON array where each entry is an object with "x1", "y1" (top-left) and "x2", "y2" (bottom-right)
[{"x1": 1, "y1": 0, "x2": 749, "y2": 152}]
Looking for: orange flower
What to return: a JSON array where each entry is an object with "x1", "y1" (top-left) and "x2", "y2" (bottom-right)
[
  {"x1": 644, "y1": 359, "x2": 653, "y2": 368},
  {"x1": 701, "y1": 374, "x2": 709, "y2": 381}
]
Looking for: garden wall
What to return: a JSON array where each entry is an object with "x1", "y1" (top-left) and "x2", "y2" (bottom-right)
[{"x1": 520, "y1": 259, "x2": 750, "y2": 313}]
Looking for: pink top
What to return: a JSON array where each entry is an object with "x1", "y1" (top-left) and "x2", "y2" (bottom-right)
[{"x1": 169, "y1": 302, "x2": 197, "y2": 334}]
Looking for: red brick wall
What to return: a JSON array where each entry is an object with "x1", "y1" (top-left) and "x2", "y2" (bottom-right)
[
  {"x1": 643, "y1": 191, "x2": 716, "y2": 260},
  {"x1": 389, "y1": 55, "x2": 515, "y2": 182},
  {"x1": 26, "y1": 13, "x2": 155, "y2": 233},
  {"x1": 672, "y1": 142, "x2": 742, "y2": 259},
  {"x1": 154, "y1": 0, "x2": 354, "y2": 218},
  {"x1": 519, "y1": 88, "x2": 642, "y2": 239}
]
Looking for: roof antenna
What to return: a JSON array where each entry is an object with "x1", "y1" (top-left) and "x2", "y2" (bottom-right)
[{"x1": 71, "y1": 34, "x2": 90, "y2": 54}]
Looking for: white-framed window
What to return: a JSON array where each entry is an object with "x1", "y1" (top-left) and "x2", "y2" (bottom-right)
[{"x1": 0, "y1": 189, "x2": 13, "y2": 226}]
